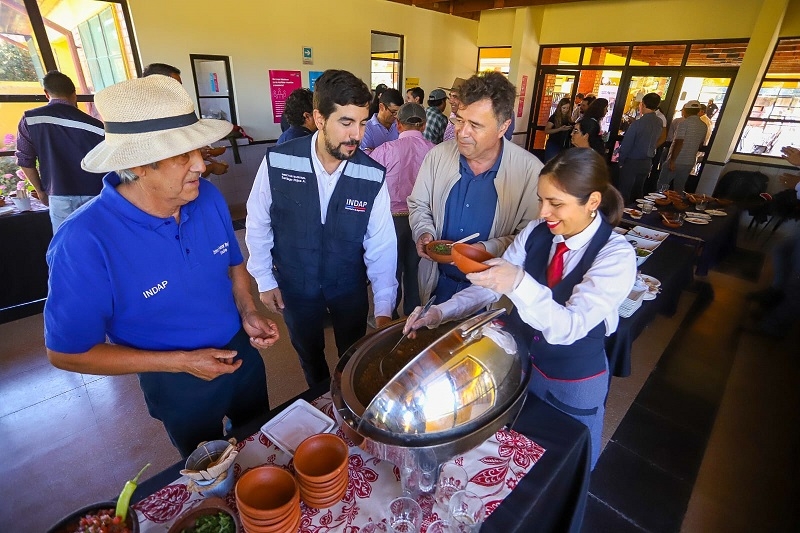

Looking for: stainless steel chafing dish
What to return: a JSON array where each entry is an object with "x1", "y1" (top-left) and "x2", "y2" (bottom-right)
[{"x1": 331, "y1": 310, "x2": 531, "y2": 475}]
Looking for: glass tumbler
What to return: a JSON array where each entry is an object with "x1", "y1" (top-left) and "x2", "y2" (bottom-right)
[
  {"x1": 388, "y1": 496, "x2": 422, "y2": 533},
  {"x1": 448, "y1": 490, "x2": 485, "y2": 533},
  {"x1": 435, "y1": 463, "x2": 468, "y2": 509}
]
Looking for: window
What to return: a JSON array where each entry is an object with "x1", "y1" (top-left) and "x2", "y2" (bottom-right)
[
  {"x1": 478, "y1": 47, "x2": 511, "y2": 75},
  {"x1": 370, "y1": 31, "x2": 403, "y2": 91},
  {"x1": 190, "y1": 55, "x2": 237, "y2": 124},
  {"x1": 736, "y1": 37, "x2": 800, "y2": 157},
  {"x1": 0, "y1": 0, "x2": 139, "y2": 193}
]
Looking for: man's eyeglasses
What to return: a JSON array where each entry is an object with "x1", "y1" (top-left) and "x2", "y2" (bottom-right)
[{"x1": 383, "y1": 105, "x2": 400, "y2": 116}]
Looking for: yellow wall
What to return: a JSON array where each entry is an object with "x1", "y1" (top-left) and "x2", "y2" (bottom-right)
[
  {"x1": 780, "y1": 0, "x2": 800, "y2": 34},
  {"x1": 477, "y1": 9, "x2": 516, "y2": 47},
  {"x1": 128, "y1": 0, "x2": 478, "y2": 141}
]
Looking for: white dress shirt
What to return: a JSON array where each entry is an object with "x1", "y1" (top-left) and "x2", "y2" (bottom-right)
[
  {"x1": 245, "y1": 132, "x2": 398, "y2": 318},
  {"x1": 439, "y1": 215, "x2": 636, "y2": 345}
]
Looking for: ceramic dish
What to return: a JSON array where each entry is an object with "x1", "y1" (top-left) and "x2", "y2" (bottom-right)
[
  {"x1": 626, "y1": 237, "x2": 660, "y2": 251},
  {"x1": 636, "y1": 201, "x2": 657, "y2": 211},
  {"x1": 167, "y1": 496, "x2": 240, "y2": 533},
  {"x1": 260, "y1": 399, "x2": 335, "y2": 456},
  {"x1": 705, "y1": 209, "x2": 727, "y2": 216},
  {"x1": 684, "y1": 217, "x2": 710, "y2": 225},
  {"x1": 645, "y1": 193, "x2": 666, "y2": 200},
  {"x1": 628, "y1": 226, "x2": 669, "y2": 241},
  {"x1": 688, "y1": 212, "x2": 711, "y2": 219},
  {"x1": 425, "y1": 240, "x2": 455, "y2": 263},
  {"x1": 451, "y1": 243, "x2": 495, "y2": 274}
]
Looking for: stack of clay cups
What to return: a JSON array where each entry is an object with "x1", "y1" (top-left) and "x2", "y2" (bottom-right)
[
  {"x1": 235, "y1": 466, "x2": 300, "y2": 533},
  {"x1": 293, "y1": 433, "x2": 350, "y2": 508}
]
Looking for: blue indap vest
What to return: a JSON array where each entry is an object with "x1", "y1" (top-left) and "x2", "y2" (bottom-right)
[{"x1": 266, "y1": 136, "x2": 385, "y2": 299}]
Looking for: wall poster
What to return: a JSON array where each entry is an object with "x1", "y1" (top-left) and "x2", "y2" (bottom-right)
[{"x1": 269, "y1": 70, "x2": 302, "y2": 123}]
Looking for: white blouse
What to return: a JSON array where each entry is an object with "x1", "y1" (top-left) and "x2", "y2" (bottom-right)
[{"x1": 439, "y1": 215, "x2": 637, "y2": 345}]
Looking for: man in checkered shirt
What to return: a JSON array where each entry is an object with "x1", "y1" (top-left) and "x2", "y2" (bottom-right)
[{"x1": 424, "y1": 89, "x2": 448, "y2": 144}]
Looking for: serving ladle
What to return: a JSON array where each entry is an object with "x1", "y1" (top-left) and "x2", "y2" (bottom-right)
[{"x1": 378, "y1": 296, "x2": 436, "y2": 377}]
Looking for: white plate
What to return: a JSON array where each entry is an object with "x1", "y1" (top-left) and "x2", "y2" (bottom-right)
[
  {"x1": 684, "y1": 217, "x2": 710, "y2": 225},
  {"x1": 0, "y1": 206, "x2": 15, "y2": 216},
  {"x1": 626, "y1": 237, "x2": 660, "y2": 251},
  {"x1": 689, "y1": 212, "x2": 712, "y2": 219},
  {"x1": 636, "y1": 202, "x2": 657, "y2": 212},
  {"x1": 260, "y1": 399, "x2": 335, "y2": 456},
  {"x1": 643, "y1": 291, "x2": 658, "y2": 301},
  {"x1": 613, "y1": 227, "x2": 629, "y2": 235},
  {"x1": 706, "y1": 209, "x2": 727, "y2": 216},
  {"x1": 640, "y1": 274, "x2": 661, "y2": 290},
  {"x1": 629, "y1": 226, "x2": 669, "y2": 242},
  {"x1": 645, "y1": 193, "x2": 666, "y2": 200}
]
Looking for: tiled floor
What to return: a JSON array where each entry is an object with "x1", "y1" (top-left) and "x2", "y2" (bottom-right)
[{"x1": 1, "y1": 216, "x2": 798, "y2": 531}]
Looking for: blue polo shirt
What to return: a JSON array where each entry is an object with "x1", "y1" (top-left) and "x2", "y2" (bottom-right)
[
  {"x1": 361, "y1": 113, "x2": 398, "y2": 152},
  {"x1": 45, "y1": 173, "x2": 243, "y2": 353},
  {"x1": 439, "y1": 144, "x2": 502, "y2": 281}
]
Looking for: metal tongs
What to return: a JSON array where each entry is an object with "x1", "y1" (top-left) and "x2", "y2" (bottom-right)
[{"x1": 378, "y1": 296, "x2": 436, "y2": 376}]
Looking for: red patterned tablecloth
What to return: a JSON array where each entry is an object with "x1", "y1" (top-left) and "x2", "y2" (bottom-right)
[{"x1": 134, "y1": 393, "x2": 545, "y2": 532}]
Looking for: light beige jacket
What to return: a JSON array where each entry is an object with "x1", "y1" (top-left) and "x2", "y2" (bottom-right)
[{"x1": 408, "y1": 138, "x2": 543, "y2": 302}]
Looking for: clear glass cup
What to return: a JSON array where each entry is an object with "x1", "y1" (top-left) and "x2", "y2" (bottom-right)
[
  {"x1": 657, "y1": 183, "x2": 669, "y2": 194},
  {"x1": 435, "y1": 463, "x2": 469, "y2": 509},
  {"x1": 427, "y1": 520, "x2": 455, "y2": 533},
  {"x1": 362, "y1": 521, "x2": 389, "y2": 533},
  {"x1": 448, "y1": 491, "x2": 485, "y2": 533},
  {"x1": 695, "y1": 198, "x2": 707, "y2": 211},
  {"x1": 388, "y1": 497, "x2": 422, "y2": 533},
  {"x1": 417, "y1": 450, "x2": 438, "y2": 494},
  {"x1": 641, "y1": 201, "x2": 654, "y2": 214}
]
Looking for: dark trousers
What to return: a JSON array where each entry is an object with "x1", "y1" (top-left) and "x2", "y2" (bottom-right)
[
  {"x1": 282, "y1": 286, "x2": 369, "y2": 387},
  {"x1": 618, "y1": 158, "x2": 653, "y2": 204},
  {"x1": 138, "y1": 328, "x2": 269, "y2": 458},
  {"x1": 393, "y1": 215, "x2": 421, "y2": 317}
]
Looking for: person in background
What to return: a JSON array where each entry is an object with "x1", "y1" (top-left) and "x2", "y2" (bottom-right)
[
  {"x1": 142, "y1": 62, "x2": 182, "y2": 82},
  {"x1": 424, "y1": 88, "x2": 449, "y2": 144},
  {"x1": 409, "y1": 72, "x2": 542, "y2": 304},
  {"x1": 361, "y1": 88, "x2": 403, "y2": 153},
  {"x1": 45, "y1": 76, "x2": 280, "y2": 458},
  {"x1": 571, "y1": 93, "x2": 585, "y2": 123},
  {"x1": 368, "y1": 83, "x2": 388, "y2": 117},
  {"x1": 574, "y1": 94, "x2": 596, "y2": 123},
  {"x1": 706, "y1": 99, "x2": 718, "y2": 119},
  {"x1": 405, "y1": 148, "x2": 636, "y2": 469},
  {"x1": 544, "y1": 97, "x2": 573, "y2": 162},
  {"x1": 617, "y1": 92, "x2": 663, "y2": 203},
  {"x1": 246, "y1": 69, "x2": 397, "y2": 387},
  {"x1": 370, "y1": 102, "x2": 435, "y2": 318},
  {"x1": 571, "y1": 118, "x2": 606, "y2": 157},
  {"x1": 277, "y1": 88, "x2": 316, "y2": 145},
  {"x1": 406, "y1": 86, "x2": 425, "y2": 105},
  {"x1": 698, "y1": 104, "x2": 713, "y2": 146},
  {"x1": 15, "y1": 70, "x2": 105, "y2": 232},
  {"x1": 656, "y1": 100, "x2": 708, "y2": 193},
  {"x1": 583, "y1": 97, "x2": 609, "y2": 124},
  {"x1": 443, "y1": 77, "x2": 467, "y2": 142},
  {"x1": 746, "y1": 145, "x2": 800, "y2": 339}
]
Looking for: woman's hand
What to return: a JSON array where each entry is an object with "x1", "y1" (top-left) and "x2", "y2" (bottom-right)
[
  {"x1": 402, "y1": 305, "x2": 443, "y2": 337},
  {"x1": 466, "y1": 258, "x2": 524, "y2": 295}
]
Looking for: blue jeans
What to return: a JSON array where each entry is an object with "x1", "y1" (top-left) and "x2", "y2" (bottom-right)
[
  {"x1": 49, "y1": 195, "x2": 94, "y2": 233},
  {"x1": 656, "y1": 163, "x2": 694, "y2": 193}
]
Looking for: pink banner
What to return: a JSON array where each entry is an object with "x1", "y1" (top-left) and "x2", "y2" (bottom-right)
[{"x1": 269, "y1": 70, "x2": 303, "y2": 124}]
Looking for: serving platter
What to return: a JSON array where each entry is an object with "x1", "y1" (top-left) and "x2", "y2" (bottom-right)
[
  {"x1": 260, "y1": 399, "x2": 335, "y2": 456},
  {"x1": 629, "y1": 226, "x2": 669, "y2": 242},
  {"x1": 626, "y1": 237, "x2": 660, "y2": 251},
  {"x1": 684, "y1": 217, "x2": 710, "y2": 225},
  {"x1": 705, "y1": 209, "x2": 727, "y2": 216}
]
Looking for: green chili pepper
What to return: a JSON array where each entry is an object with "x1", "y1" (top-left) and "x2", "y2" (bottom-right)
[{"x1": 115, "y1": 463, "x2": 150, "y2": 520}]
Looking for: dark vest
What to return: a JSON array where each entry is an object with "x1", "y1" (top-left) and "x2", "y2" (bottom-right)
[
  {"x1": 505, "y1": 219, "x2": 613, "y2": 380},
  {"x1": 23, "y1": 102, "x2": 105, "y2": 196},
  {"x1": 267, "y1": 136, "x2": 385, "y2": 299}
]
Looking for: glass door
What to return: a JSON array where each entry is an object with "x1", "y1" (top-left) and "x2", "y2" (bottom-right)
[{"x1": 527, "y1": 70, "x2": 579, "y2": 155}]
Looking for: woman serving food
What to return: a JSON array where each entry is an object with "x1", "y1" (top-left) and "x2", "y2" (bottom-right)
[{"x1": 404, "y1": 148, "x2": 636, "y2": 468}]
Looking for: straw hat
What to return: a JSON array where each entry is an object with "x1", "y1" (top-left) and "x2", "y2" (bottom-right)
[{"x1": 82, "y1": 76, "x2": 232, "y2": 173}]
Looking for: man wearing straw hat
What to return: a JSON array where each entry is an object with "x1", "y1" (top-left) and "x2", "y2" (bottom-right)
[{"x1": 43, "y1": 75, "x2": 280, "y2": 458}]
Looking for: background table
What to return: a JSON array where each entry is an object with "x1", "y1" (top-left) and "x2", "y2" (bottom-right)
[
  {"x1": 605, "y1": 238, "x2": 697, "y2": 378},
  {"x1": 620, "y1": 205, "x2": 740, "y2": 275},
  {"x1": 0, "y1": 200, "x2": 52, "y2": 323},
  {"x1": 136, "y1": 382, "x2": 591, "y2": 533}
]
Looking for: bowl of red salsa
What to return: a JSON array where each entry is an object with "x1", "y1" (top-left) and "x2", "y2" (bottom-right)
[{"x1": 47, "y1": 502, "x2": 138, "y2": 533}]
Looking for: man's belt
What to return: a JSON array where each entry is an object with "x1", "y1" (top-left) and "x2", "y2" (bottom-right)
[{"x1": 392, "y1": 211, "x2": 410, "y2": 217}]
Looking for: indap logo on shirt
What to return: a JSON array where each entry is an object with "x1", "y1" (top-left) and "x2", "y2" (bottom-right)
[
  {"x1": 345, "y1": 198, "x2": 368, "y2": 213},
  {"x1": 142, "y1": 280, "x2": 168, "y2": 299}
]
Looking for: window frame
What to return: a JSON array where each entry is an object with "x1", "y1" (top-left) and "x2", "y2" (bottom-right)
[
  {"x1": 370, "y1": 30, "x2": 404, "y2": 91},
  {"x1": 189, "y1": 54, "x2": 238, "y2": 125}
]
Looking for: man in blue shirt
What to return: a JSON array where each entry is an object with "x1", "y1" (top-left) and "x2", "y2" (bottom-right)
[
  {"x1": 277, "y1": 88, "x2": 316, "y2": 145},
  {"x1": 15, "y1": 71, "x2": 105, "y2": 232},
  {"x1": 44, "y1": 76, "x2": 280, "y2": 458},
  {"x1": 409, "y1": 72, "x2": 543, "y2": 303},
  {"x1": 617, "y1": 92, "x2": 663, "y2": 203},
  {"x1": 361, "y1": 88, "x2": 403, "y2": 153}
]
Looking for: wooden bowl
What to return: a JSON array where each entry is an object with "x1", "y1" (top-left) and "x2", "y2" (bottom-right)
[
  {"x1": 451, "y1": 243, "x2": 495, "y2": 274},
  {"x1": 425, "y1": 240, "x2": 454, "y2": 263},
  {"x1": 235, "y1": 466, "x2": 299, "y2": 520},
  {"x1": 293, "y1": 434, "x2": 349, "y2": 484},
  {"x1": 167, "y1": 496, "x2": 240, "y2": 533}
]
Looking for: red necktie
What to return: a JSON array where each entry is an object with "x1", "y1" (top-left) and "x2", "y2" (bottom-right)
[{"x1": 547, "y1": 242, "x2": 569, "y2": 288}]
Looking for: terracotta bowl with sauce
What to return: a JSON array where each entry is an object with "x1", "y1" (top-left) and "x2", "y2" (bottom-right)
[
  {"x1": 452, "y1": 243, "x2": 495, "y2": 274},
  {"x1": 425, "y1": 240, "x2": 455, "y2": 263}
]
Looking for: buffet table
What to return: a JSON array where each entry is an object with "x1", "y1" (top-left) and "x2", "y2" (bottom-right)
[
  {"x1": 135, "y1": 382, "x2": 591, "y2": 533},
  {"x1": 604, "y1": 238, "x2": 697, "y2": 378},
  {"x1": 0, "y1": 199, "x2": 51, "y2": 323},
  {"x1": 620, "y1": 204, "x2": 740, "y2": 275}
]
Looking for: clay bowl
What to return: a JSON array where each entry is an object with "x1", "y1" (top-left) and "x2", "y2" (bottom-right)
[
  {"x1": 47, "y1": 502, "x2": 139, "y2": 533},
  {"x1": 235, "y1": 466, "x2": 299, "y2": 521},
  {"x1": 425, "y1": 240, "x2": 455, "y2": 263},
  {"x1": 293, "y1": 434, "x2": 349, "y2": 484},
  {"x1": 451, "y1": 243, "x2": 495, "y2": 274},
  {"x1": 167, "y1": 496, "x2": 240, "y2": 533},
  {"x1": 654, "y1": 196, "x2": 671, "y2": 206},
  {"x1": 297, "y1": 468, "x2": 348, "y2": 491},
  {"x1": 239, "y1": 498, "x2": 297, "y2": 526},
  {"x1": 299, "y1": 472, "x2": 348, "y2": 499},
  {"x1": 716, "y1": 198, "x2": 734, "y2": 206},
  {"x1": 672, "y1": 201, "x2": 690, "y2": 211},
  {"x1": 301, "y1": 482, "x2": 348, "y2": 509},
  {"x1": 240, "y1": 505, "x2": 300, "y2": 532}
]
